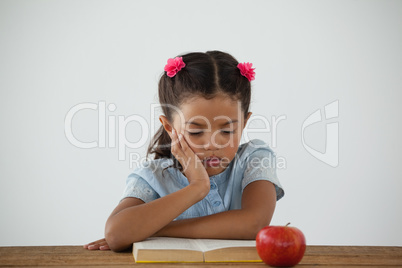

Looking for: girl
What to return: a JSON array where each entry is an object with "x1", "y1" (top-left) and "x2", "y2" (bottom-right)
[{"x1": 84, "y1": 50, "x2": 284, "y2": 252}]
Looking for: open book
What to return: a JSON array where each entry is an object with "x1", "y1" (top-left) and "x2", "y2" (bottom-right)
[{"x1": 133, "y1": 237, "x2": 262, "y2": 263}]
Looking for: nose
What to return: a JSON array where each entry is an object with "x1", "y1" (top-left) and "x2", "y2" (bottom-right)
[
  {"x1": 203, "y1": 141, "x2": 217, "y2": 151},
  {"x1": 202, "y1": 132, "x2": 220, "y2": 151}
]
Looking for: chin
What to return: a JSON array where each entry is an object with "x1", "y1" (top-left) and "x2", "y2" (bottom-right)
[{"x1": 206, "y1": 167, "x2": 225, "y2": 177}]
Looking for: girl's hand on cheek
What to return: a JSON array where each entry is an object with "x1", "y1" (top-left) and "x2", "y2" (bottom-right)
[{"x1": 171, "y1": 129, "x2": 210, "y2": 193}]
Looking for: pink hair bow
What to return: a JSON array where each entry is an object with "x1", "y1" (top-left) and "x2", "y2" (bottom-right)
[
  {"x1": 237, "y1": 62, "x2": 255, "y2": 82},
  {"x1": 164, "y1": 57, "x2": 186, "y2": 77}
]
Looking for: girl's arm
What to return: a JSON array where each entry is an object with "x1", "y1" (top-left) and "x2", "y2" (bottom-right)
[
  {"x1": 104, "y1": 182, "x2": 209, "y2": 251},
  {"x1": 104, "y1": 129, "x2": 211, "y2": 252},
  {"x1": 84, "y1": 179, "x2": 275, "y2": 250},
  {"x1": 153, "y1": 180, "x2": 277, "y2": 239}
]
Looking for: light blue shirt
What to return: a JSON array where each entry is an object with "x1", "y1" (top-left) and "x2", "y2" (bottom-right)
[{"x1": 121, "y1": 139, "x2": 284, "y2": 220}]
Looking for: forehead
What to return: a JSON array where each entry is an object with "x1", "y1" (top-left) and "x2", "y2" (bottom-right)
[{"x1": 173, "y1": 95, "x2": 242, "y2": 125}]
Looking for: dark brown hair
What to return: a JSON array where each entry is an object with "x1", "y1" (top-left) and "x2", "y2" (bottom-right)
[{"x1": 147, "y1": 50, "x2": 252, "y2": 166}]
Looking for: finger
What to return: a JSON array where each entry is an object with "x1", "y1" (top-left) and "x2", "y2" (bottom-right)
[
  {"x1": 178, "y1": 133, "x2": 189, "y2": 156},
  {"x1": 170, "y1": 129, "x2": 177, "y2": 147},
  {"x1": 171, "y1": 129, "x2": 185, "y2": 159},
  {"x1": 83, "y1": 238, "x2": 106, "y2": 248},
  {"x1": 84, "y1": 239, "x2": 109, "y2": 250},
  {"x1": 99, "y1": 244, "x2": 110, "y2": 250},
  {"x1": 178, "y1": 133, "x2": 192, "y2": 157},
  {"x1": 87, "y1": 240, "x2": 109, "y2": 250},
  {"x1": 171, "y1": 129, "x2": 181, "y2": 149},
  {"x1": 87, "y1": 244, "x2": 101, "y2": 250}
]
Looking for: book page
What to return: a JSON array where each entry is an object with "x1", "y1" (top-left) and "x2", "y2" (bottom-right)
[
  {"x1": 195, "y1": 239, "x2": 256, "y2": 252},
  {"x1": 134, "y1": 237, "x2": 202, "y2": 251}
]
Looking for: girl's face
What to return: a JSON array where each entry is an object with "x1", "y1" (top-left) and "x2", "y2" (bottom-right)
[{"x1": 161, "y1": 94, "x2": 251, "y2": 176}]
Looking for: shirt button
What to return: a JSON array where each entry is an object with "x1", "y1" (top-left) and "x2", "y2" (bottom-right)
[
  {"x1": 213, "y1": 201, "x2": 221, "y2": 207},
  {"x1": 210, "y1": 183, "x2": 217, "y2": 190}
]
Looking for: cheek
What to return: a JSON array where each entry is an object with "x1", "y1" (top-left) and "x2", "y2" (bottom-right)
[
  {"x1": 184, "y1": 135, "x2": 204, "y2": 150},
  {"x1": 223, "y1": 131, "x2": 242, "y2": 147},
  {"x1": 224, "y1": 143, "x2": 240, "y2": 155},
  {"x1": 220, "y1": 136, "x2": 241, "y2": 155}
]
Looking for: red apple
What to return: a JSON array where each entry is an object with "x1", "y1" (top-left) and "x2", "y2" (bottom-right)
[{"x1": 256, "y1": 223, "x2": 306, "y2": 267}]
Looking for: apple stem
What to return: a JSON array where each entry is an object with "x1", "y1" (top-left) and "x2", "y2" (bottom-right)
[{"x1": 285, "y1": 222, "x2": 291, "y2": 227}]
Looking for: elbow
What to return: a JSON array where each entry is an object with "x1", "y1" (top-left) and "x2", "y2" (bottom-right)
[
  {"x1": 105, "y1": 229, "x2": 129, "y2": 252},
  {"x1": 105, "y1": 222, "x2": 135, "y2": 252},
  {"x1": 105, "y1": 222, "x2": 147, "y2": 252}
]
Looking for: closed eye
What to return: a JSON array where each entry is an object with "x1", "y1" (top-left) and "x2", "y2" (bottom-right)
[
  {"x1": 187, "y1": 131, "x2": 203, "y2": 136},
  {"x1": 187, "y1": 130, "x2": 235, "y2": 136}
]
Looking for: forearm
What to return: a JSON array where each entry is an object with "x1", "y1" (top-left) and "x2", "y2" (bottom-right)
[
  {"x1": 155, "y1": 181, "x2": 277, "y2": 240},
  {"x1": 154, "y1": 208, "x2": 271, "y2": 240},
  {"x1": 105, "y1": 183, "x2": 208, "y2": 251}
]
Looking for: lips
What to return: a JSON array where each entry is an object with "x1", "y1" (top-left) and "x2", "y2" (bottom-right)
[{"x1": 203, "y1": 156, "x2": 221, "y2": 167}]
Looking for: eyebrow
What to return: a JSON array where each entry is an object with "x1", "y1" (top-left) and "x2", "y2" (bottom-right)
[{"x1": 185, "y1": 119, "x2": 239, "y2": 127}]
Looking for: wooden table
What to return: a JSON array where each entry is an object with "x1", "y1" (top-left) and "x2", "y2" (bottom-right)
[{"x1": 0, "y1": 246, "x2": 401, "y2": 267}]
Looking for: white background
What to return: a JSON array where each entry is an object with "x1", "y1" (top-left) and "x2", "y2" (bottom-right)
[{"x1": 1, "y1": 0, "x2": 401, "y2": 246}]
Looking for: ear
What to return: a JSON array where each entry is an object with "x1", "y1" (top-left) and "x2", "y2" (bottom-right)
[
  {"x1": 243, "y1": 112, "x2": 252, "y2": 129},
  {"x1": 159, "y1": 115, "x2": 174, "y2": 137}
]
